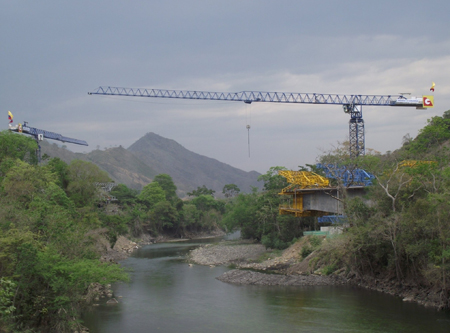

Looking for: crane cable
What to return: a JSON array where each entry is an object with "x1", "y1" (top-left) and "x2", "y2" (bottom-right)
[{"x1": 245, "y1": 104, "x2": 252, "y2": 158}]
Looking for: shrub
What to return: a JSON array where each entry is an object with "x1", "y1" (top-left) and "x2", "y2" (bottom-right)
[
  {"x1": 309, "y1": 235, "x2": 323, "y2": 248},
  {"x1": 301, "y1": 245, "x2": 313, "y2": 259},
  {"x1": 322, "y1": 264, "x2": 337, "y2": 275}
]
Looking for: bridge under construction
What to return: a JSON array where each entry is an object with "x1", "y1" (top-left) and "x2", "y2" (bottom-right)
[{"x1": 277, "y1": 165, "x2": 374, "y2": 218}]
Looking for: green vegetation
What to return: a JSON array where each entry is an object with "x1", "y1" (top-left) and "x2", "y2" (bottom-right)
[
  {"x1": 0, "y1": 132, "x2": 231, "y2": 331},
  {"x1": 0, "y1": 131, "x2": 127, "y2": 332},
  {"x1": 3, "y1": 108, "x2": 450, "y2": 331},
  {"x1": 0, "y1": 129, "x2": 316, "y2": 331},
  {"x1": 222, "y1": 167, "x2": 312, "y2": 249},
  {"x1": 308, "y1": 111, "x2": 450, "y2": 308},
  {"x1": 221, "y1": 111, "x2": 450, "y2": 308},
  {"x1": 187, "y1": 185, "x2": 215, "y2": 197},
  {"x1": 222, "y1": 184, "x2": 240, "y2": 198},
  {"x1": 301, "y1": 236, "x2": 323, "y2": 259}
]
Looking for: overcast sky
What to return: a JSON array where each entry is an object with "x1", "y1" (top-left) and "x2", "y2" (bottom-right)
[{"x1": 2, "y1": 1, "x2": 449, "y2": 174}]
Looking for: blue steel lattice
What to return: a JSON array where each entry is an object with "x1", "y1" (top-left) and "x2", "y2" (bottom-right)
[
  {"x1": 318, "y1": 215, "x2": 347, "y2": 224},
  {"x1": 315, "y1": 163, "x2": 374, "y2": 187}
]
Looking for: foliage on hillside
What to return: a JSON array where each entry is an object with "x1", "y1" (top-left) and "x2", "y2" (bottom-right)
[
  {"x1": 310, "y1": 111, "x2": 450, "y2": 309},
  {"x1": 220, "y1": 110, "x2": 450, "y2": 308},
  {"x1": 0, "y1": 131, "x2": 128, "y2": 332}
]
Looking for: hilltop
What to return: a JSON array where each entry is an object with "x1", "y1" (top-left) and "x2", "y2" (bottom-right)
[{"x1": 128, "y1": 132, "x2": 262, "y2": 196}]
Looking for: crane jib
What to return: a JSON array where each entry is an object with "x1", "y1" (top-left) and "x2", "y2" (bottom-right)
[{"x1": 89, "y1": 86, "x2": 425, "y2": 107}]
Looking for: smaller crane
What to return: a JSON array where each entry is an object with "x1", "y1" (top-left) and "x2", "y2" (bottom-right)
[{"x1": 9, "y1": 120, "x2": 88, "y2": 163}]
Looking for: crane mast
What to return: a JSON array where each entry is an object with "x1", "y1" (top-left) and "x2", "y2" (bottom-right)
[{"x1": 89, "y1": 86, "x2": 432, "y2": 157}]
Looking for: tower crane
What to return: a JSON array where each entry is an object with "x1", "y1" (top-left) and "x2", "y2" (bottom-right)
[
  {"x1": 88, "y1": 86, "x2": 434, "y2": 157},
  {"x1": 9, "y1": 121, "x2": 88, "y2": 163}
]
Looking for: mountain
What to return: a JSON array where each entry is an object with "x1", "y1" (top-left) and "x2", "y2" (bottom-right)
[
  {"x1": 41, "y1": 133, "x2": 262, "y2": 196},
  {"x1": 127, "y1": 132, "x2": 262, "y2": 196},
  {"x1": 85, "y1": 147, "x2": 158, "y2": 190},
  {"x1": 41, "y1": 142, "x2": 157, "y2": 190}
]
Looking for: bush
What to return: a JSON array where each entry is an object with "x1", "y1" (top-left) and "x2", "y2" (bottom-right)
[
  {"x1": 309, "y1": 235, "x2": 323, "y2": 248},
  {"x1": 301, "y1": 245, "x2": 313, "y2": 259},
  {"x1": 322, "y1": 264, "x2": 337, "y2": 275},
  {"x1": 261, "y1": 235, "x2": 289, "y2": 250}
]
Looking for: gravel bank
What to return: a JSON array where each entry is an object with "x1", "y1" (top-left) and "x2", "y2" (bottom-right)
[{"x1": 188, "y1": 241, "x2": 267, "y2": 266}]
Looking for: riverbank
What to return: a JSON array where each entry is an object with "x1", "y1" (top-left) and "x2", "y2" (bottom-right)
[
  {"x1": 82, "y1": 234, "x2": 450, "y2": 333},
  {"x1": 97, "y1": 233, "x2": 448, "y2": 310},
  {"x1": 100, "y1": 229, "x2": 227, "y2": 263},
  {"x1": 188, "y1": 239, "x2": 346, "y2": 286},
  {"x1": 188, "y1": 239, "x2": 449, "y2": 310}
]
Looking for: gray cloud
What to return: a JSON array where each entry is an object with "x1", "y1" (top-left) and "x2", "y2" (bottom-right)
[{"x1": 1, "y1": 0, "x2": 449, "y2": 173}]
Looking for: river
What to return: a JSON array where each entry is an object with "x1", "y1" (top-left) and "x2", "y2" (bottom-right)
[{"x1": 82, "y1": 236, "x2": 450, "y2": 332}]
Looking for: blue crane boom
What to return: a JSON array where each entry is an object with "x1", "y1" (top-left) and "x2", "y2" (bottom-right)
[
  {"x1": 9, "y1": 122, "x2": 88, "y2": 146},
  {"x1": 88, "y1": 86, "x2": 432, "y2": 157},
  {"x1": 9, "y1": 121, "x2": 88, "y2": 162}
]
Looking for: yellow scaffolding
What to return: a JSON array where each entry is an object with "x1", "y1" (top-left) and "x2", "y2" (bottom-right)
[
  {"x1": 278, "y1": 170, "x2": 330, "y2": 217},
  {"x1": 278, "y1": 170, "x2": 330, "y2": 193}
]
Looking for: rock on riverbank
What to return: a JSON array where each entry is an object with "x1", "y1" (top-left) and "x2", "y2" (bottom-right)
[
  {"x1": 217, "y1": 269, "x2": 347, "y2": 286},
  {"x1": 188, "y1": 240, "x2": 346, "y2": 286}
]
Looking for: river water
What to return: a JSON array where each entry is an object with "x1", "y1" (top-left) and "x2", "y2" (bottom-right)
[{"x1": 83, "y1": 237, "x2": 450, "y2": 332}]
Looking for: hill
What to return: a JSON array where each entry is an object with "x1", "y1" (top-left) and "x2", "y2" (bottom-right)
[
  {"x1": 85, "y1": 146, "x2": 157, "y2": 190},
  {"x1": 127, "y1": 132, "x2": 262, "y2": 196},
  {"x1": 41, "y1": 133, "x2": 262, "y2": 196}
]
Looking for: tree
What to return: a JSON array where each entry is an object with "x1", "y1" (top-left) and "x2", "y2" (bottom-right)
[
  {"x1": 137, "y1": 182, "x2": 166, "y2": 209},
  {"x1": 191, "y1": 195, "x2": 220, "y2": 212},
  {"x1": 222, "y1": 184, "x2": 240, "y2": 198},
  {"x1": 153, "y1": 174, "x2": 177, "y2": 201},
  {"x1": 0, "y1": 130, "x2": 38, "y2": 182},
  {"x1": 187, "y1": 185, "x2": 215, "y2": 197},
  {"x1": 0, "y1": 228, "x2": 127, "y2": 331},
  {"x1": 0, "y1": 130, "x2": 38, "y2": 165},
  {"x1": 404, "y1": 114, "x2": 450, "y2": 156},
  {"x1": 257, "y1": 166, "x2": 287, "y2": 191},
  {"x1": 151, "y1": 201, "x2": 179, "y2": 233},
  {"x1": 110, "y1": 184, "x2": 138, "y2": 206},
  {"x1": 179, "y1": 203, "x2": 202, "y2": 233},
  {"x1": 1, "y1": 159, "x2": 55, "y2": 207},
  {"x1": 221, "y1": 191, "x2": 260, "y2": 238},
  {"x1": 66, "y1": 160, "x2": 111, "y2": 207},
  {"x1": 45, "y1": 157, "x2": 70, "y2": 189}
]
